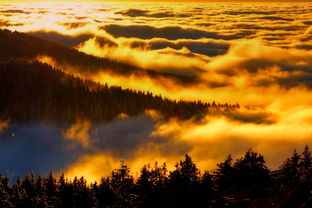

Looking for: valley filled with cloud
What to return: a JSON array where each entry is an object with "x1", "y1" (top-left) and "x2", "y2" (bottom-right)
[{"x1": 1, "y1": 2, "x2": 312, "y2": 181}]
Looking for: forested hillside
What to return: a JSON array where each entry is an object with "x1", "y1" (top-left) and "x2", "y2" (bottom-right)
[
  {"x1": 0, "y1": 29, "x2": 197, "y2": 84},
  {"x1": 0, "y1": 60, "x2": 236, "y2": 123}
]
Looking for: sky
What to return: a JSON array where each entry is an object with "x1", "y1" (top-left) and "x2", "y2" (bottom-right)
[
  {"x1": 3, "y1": 0, "x2": 312, "y2": 2},
  {"x1": 0, "y1": 1, "x2": 312, "y2": 181}
]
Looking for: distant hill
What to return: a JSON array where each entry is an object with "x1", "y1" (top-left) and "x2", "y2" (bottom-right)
[
  {"x1": 0, "y1": 29, "x2": 197, "y2": 85},
  {"x1": 0, "y1": 60, "x2": 228, "y2": 123},
  {"x1": 0, "y1": 29, "x2": 239, "y2": 123}
]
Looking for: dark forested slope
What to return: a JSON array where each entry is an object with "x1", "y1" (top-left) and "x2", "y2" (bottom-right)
[
  {"x1": 0, "y1": 29, "x2": 240, "y2": 123},
  {"x1": 0, "y1": 60, "x2": 230, "y2": 123},
  {"x1": 0, "y1": 29, "x2": 196, "y2": 84}
]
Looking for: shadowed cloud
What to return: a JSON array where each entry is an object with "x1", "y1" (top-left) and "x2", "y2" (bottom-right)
[
  {"x1": 129, "y1": 39, "x2": 230, "y2": 57},
  {"x1": 225, "y1": 11, "x2": 277, "y2": 15},
  {"x1": 116, "y1": 8, "x2": 178, "y2": 18},
  {"x1": 258, "y1": 16, "x2": 293, "y2": 21},
  {"x1": 0, "y1": 9, "x2": 30, "y2": 14},
  {"x1": 101, "y1": 24, "x2": 245, "y2": 40},
  {"x1": 303, "y1": 21, "x2": 312, "y2": 25},
  {"x1": 0, "y1": 123, "x2": 85, "y2": 178},
  {"x1": 234, "y1": 23, "x2": 303, "y2": 31},
  {"x1": 27, "y1": 31, "x2": 94, "y2": 48}
]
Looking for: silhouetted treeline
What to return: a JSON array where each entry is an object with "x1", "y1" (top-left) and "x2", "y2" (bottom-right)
[
  {"x1": 0, "y1": 60, "x2": 237, "y2": 123},
  {"x1": 0, "y1": 29, "x2": 197, "y2": 84},
  {"x1": 1, "y1": 146, "x2": 312, "y2": 208}
]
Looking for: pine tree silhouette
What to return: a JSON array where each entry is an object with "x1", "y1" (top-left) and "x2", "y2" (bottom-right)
[{"x1": 0, "y1": 148, "x2": 312, "y2": 207}]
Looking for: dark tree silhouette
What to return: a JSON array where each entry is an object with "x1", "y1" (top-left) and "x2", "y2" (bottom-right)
[
  {"x1": 300, "y1": 145, "x2": 312, "y2": 171},
  {"x1": 110, "y1": 162, "x2": 136, "y2": 207},
  {"x1": 92, "y1": 177, "x2": 114, "y2": 208},
  {"x1": 44, "y1": 172, "x2": 58, "y2": 207},
  {"x1": 0, "y1": 175, "x2": 13, "y2": 208},
  {"x1": 278, "y1": 150, "x2": 301, "y2": 191},
  {"x1": 198, "y1": 171, "x2": 214, "y2": 205},
  {"x1": 1, "y1": 147, "x2": 312, "y2": 207},
  {"x1": 168, "y1": 154, "x2": 200, "y2": 207},
  {"x1": 136, "y1": 162, "x2": 168, "y2": 207},
  {"x1": 276, "y1": 146, "x2": 312, "y2": 208},
  {"x1": 232, "y1": 149, "x2": 271, "y2": 192},
  {"x1": 215, "y1": 154, "x2": 234, "y2": 192}
]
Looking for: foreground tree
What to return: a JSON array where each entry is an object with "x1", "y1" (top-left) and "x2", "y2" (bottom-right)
[
  {"x1": 1, "y1": 147, "x2": 312, "y2": 207},
  {"x1": 168, "y1": 154, "x2": 201, "y2": 207},
  {"x1": 277, "y1": 146, "x2": 312, "y2": 207},
  {"x1": 198, "y1": 171, "x2": 214, "y2": 205},
  {"x1": 215, "y1": 149, "x2": 271, "y2": 200},
  {"x1": 93, "y1": 177, "x2": 114, "y2": 208},
  {"x1": 137, "y1": 163, "x2": 168, "y2": 207},
  {"x1": 110, "y1": 162, "x2": 136, "y2": 207},
  {"x1": 233, "y1": 149, "x2": 271, "y2": 192},
  {"x1": 0, "y1": 175, "x2": 13, "y2": 208},
  {"x1": 278, "y1": 150, "x2": 301, "y2": 191},
  {"x1": 215, "y1": 154, "x2": 234, "y2": 192},
  {"x1": 300, "y1": 145, "x2": 312, "y2": 172}
]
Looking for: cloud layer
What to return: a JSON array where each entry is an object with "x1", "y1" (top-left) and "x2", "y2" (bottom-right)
[
  {"x1": 1, "y1": 105, "x2": 312, "y2": 182},
  {"x1": 1, "y1": 2, "x2": 312, "y2": 181}
]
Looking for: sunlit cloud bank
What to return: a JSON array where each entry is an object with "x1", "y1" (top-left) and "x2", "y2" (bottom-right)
[
  {"x1": 63, "y1": 105, "x2": 312, "y2": 182},
  {"x1": 1, "y1": 105, "x2": 312, "y2": 182},
  {"x1": 1, "y1": 2, "x2": 311, "y2": 48},
  {"x1": 2, "y1": 2, "x2": 310, "y2": 106},
  {"x1": 50, "y1": 38, "x2": 312, "y2": 107},
  {"x1": 1, "y1": 2, "x2": 311, "y2": 86}
]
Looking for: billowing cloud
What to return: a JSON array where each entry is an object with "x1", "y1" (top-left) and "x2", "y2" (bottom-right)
[
  {"x1": 75, "y1": 37, "x2": 208, "y2": 77},
  {"x1": 0, "y1": 123, "x2": 85, "y2": 178},
  {"x1": 76, "y1": 37, "x2": 312, "y2": 92},
  {"x1": 0, "y1": 114, "x2": 159, "y2": 180},
  {"x1": 2, "y1": 104, "x2": 311, "y2": 182},
  {"x1": 64, "y1": 105, "x2": 312, "y2": 181},
  {"x1": 64, "y1": 120, "x2": 91, "y2": 148},
  {"x1": 129, "y1": 39, "x2": 230, "y2": 57}
]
